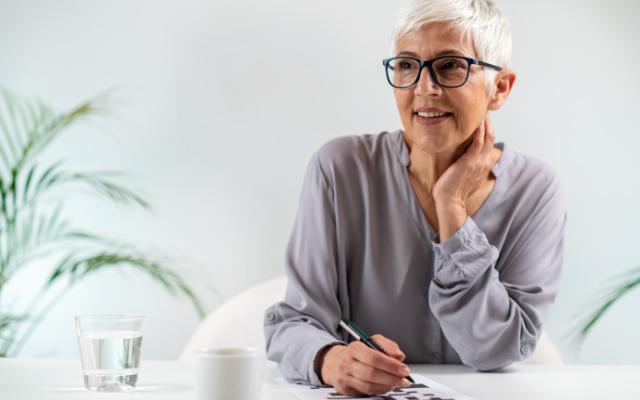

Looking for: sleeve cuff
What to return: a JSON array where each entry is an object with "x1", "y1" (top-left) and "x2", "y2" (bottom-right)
[
  {"x1": 433, "y1": 217, "x2": 477, "y2": 257},
  {"x1": 307, "y1": 337, "x2": 347, "y2": 386},
  {"x1": 431, "y1": 217, "x2": 499, "y2": 286}
]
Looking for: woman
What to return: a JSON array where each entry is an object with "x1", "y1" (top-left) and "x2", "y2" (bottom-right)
[{"x1": 264, "y1": 0, "x2": 565, "y2": 396}]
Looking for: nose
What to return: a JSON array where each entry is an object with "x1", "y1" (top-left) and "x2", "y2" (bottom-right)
[{"x1": 414, "y1": 66, "x2": 442, "y2": 96}]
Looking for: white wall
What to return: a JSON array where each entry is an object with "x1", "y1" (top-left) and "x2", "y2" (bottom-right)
[{"x1": 1, "y1": 0, "x2": 639, "y2": 363}]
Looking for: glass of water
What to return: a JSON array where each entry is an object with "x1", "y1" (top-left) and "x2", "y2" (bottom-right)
[{"x1": 75, "y1": 314, "x2": 144, "y2": 392}]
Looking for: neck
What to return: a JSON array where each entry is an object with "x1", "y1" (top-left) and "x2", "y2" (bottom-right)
[{"x1": 405, "y1": 136, "x2": 470, "y2": 194}]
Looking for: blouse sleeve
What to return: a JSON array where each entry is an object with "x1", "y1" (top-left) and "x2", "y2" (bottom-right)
[
  {"x1": 428, "y1": 173, "x2": 566, "y2": 370},
  {"x1": 263, "y1": 152, "x2": 346, "y2": 385}
]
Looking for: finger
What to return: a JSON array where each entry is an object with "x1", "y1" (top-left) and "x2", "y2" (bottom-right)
[
  {"x1": 348, "y1": 359, "x2": 406, "y2": 389},
  {"x1": 483, "y1": 117, "x2": 495, "y2": 152},
  {"x1": 370, "y1": 334, "x2": 406, "y2": 362},
  {"x1": 470, "y1": 120, "x2": 485, "y2": 154},
  {"x1": 342, "y1": 373, "x2": 400, "y2": 397},
  {"x1": 349, "y1": 342, "x2": 410, "y2": 378}
]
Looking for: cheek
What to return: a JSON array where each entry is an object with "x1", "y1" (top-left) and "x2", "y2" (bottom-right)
[
  {"x1": 454, "y1": 94, "x2": 488, "y2": 135},
  {"x1": 455, "y1": 113, "x2": 480, "y2": 139},
  {"x1": 393, "y1": 90, "x2": 413, "y2": 116}
]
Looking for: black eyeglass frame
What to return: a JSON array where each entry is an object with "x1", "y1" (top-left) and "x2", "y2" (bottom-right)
[{"x1": 382, "y1": 55, "x2": 503, "y2": 89}]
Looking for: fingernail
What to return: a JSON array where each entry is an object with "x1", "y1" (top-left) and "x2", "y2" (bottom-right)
[
  {"x1": 401, "y1": 378, "x2": 412, "y2": 387},
  {"x1": 400, "y1": 366, "x2": 410, "y2": 374}
]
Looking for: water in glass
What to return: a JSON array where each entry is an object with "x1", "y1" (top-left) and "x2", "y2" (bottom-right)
[{"x1": 78, "y1": 329, "x2": 143, "y2": 391}]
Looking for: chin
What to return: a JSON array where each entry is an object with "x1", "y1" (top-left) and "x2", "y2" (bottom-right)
[{"x1": 406, "y1": 128, "x2": 452, "y2": 154}]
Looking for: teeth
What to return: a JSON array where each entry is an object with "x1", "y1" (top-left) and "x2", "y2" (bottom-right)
[{"x1": 417, "y1": 111, "x2": 449, "y2": 118}]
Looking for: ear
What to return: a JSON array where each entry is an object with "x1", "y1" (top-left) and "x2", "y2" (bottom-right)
[{"x1": 487, "y1": 68, "x2": 516, "y2": 111}]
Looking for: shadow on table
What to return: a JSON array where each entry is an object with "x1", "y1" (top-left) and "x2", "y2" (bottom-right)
[{"x1": 27, "y1": 383, "x2": 193, "y2": 393}]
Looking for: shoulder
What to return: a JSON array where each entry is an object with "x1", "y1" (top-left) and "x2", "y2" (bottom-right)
[
  {"x1": 499, "y1": 145, "x2": 565, "y2": 218},
  {"x1": 316, "y1": 131, "x2": 398, "y2": 163},
  {"x1": 505, "y1": 147, "x2": 561, "y2": 191},
  {"x1": 311, "y1": 130, "x2": 402, "y2": 181}
]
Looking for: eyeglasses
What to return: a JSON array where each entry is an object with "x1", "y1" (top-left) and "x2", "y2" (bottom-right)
[{"x1": 382, "y1": 56, "x2": 502, "y2": 89}]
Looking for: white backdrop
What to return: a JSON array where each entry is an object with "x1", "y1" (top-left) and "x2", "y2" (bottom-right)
[{"x1": 1, "y1": 0, "x2": 639, "y2": 363}]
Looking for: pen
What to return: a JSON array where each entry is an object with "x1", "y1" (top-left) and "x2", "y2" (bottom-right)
[{"x1": 339, "y1": 319, "x2": 415, "y2": 384}]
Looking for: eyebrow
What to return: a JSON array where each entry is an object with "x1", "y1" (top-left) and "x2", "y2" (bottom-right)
[{"x1": 396, "y1": 49, "x2": 467, "y2": 58}]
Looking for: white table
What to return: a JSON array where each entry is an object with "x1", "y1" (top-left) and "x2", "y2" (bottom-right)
[{"x1": 1, "y1": 358, "x2": 638, "y2": 399}]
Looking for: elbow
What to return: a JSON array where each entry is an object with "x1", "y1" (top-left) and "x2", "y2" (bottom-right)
[
  {"x1": 460, "y1": 339, "x2": 537, "y2": 372},
  {"x1": 461, "y1": 353, "x2": 513, "y2": 372}
]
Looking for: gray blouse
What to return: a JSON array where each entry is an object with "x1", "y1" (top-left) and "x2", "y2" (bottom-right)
[{"x1": 264, "y1": 130, "x2": 566, "y2": 385}]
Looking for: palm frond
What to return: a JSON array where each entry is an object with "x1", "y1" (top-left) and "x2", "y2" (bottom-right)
[
  {"x1": 0, "y1": 175, "x2": 7, "y2": 275},
  {"x1": 0, "y1": 313, "x2": 28, "y2": 332},
  {"x1": 5, "y1": 204, "x2": 68, "y2": 274},
  {"x1": 20, "y1": 160, "x2": 65, "y2": 210},
  {"x1": 32, "y1": 161, "x2": 65, "y2": 196},
  {"x1": 4, "y1": 231, "x2": 107, "y2": 277},
  {"x1": 18, "y1": 94, "x2": 108, "y2": 171},
  {"x1": 0, "y1": 89, "x2": 205, "y2": 357},
  {"x1": 569, "y1": 266, "x2": 640, "y2": 349},
  {"x1": 61, "y1": 172, "x2": 149, "y2": 208},
  {"x1": 0, "y1": 90, "x2": 108, "y2": 217},
  {"x1": 46, "y1": 250, "x2": 205, "y2": 318},
  {"x1": 0, "y1": 90, "x2": 55, "y2": 179},
  {"x1": 21, "y1": 165, "x2": 148, "y2": 212},
  {"x1": 0, "y1": 118, "x2": 13, "y2": 179},
  {"x1": 24, "y1": 207, "x2": 51, "y2": 258},
  {"x1": 0, "y1": 313, "x2": 30, "y2": 356},
  {"x1": 6, "y1": 201, "x2": 117, "y2": 278},
  {"x1": 24, "y1": 95, "x2": 111, "y2": 168},
  {"x1": 0, "y1": 90, "x2": 24, "y2": 170}
]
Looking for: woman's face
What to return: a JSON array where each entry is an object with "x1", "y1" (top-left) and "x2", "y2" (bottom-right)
[{"x1": 393, "y1": 22, "x2": 493, "y2": 155}]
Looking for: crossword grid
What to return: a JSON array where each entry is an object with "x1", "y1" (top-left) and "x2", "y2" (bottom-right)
[
  {"x1": 317, "y1": 383, "x2": 453, "y2": 400},
  {"x1": 277, "y1": 374, "x2": 473, "y2": 400}
]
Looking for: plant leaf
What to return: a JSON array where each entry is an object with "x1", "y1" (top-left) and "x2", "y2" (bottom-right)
[
  {"x1": 569, "y1": 266, "x2": 640, "y2": 349},
  {"x1": 64, "y1": 172, "x2": 149, "y2": 208},
  {"x1": 0, "y1": 313, "x2": 29, "y2": 331},
  {"x1": 46, "y1": 250, "x2": 205, "y2": 318},
  {"x1": 0, "y1": 88, "x2": 205, "y2": 357}
]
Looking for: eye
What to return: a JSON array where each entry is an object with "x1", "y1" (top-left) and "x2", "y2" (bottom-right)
[
  {"x1": 438, "y1": 58, "x2": 465, "y2": 71},
  {"x1": 391, "y1": 58, "x2": 418, "y2": 71}
]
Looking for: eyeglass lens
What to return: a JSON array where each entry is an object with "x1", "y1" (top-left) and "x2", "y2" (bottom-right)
[{"x1": 386, "y1": 57, "x2": 470, "y2": 88}]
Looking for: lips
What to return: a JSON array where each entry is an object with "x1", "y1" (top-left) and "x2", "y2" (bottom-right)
[{"x1": 413, "y1": 108, "x2": 453, "y2": 125}]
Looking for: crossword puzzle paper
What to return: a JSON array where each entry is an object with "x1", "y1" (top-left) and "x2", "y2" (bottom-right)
[{"x1": 276, "y1": 374, "x2": 475, "y2": 400}]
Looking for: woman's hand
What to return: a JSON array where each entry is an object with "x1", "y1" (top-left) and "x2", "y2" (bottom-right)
[
  {"x1": 433, "y1": 118, "x2": 496, "y2": 241},
  {"x1": 319, "y1": 334, "x2": 412, "y2": 396}
]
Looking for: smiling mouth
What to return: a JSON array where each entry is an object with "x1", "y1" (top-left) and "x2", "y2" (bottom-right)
[{"x1": 415, "y1": 111, "x2": 453, "y2": 120}]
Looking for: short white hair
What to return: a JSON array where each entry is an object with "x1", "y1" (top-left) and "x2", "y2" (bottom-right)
[{"x1": 391, "y1": 0, "x2": 512, "y2": 84}]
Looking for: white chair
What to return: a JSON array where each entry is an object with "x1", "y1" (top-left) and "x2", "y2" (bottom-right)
[
  {"x1": 180, "y1": 276, "x2": 287, "y2": 361},
  {"x1": 180, "y1": 275, "x2": 563, "y2": 365},
  {"x1": 519, "y1": 330, "x2": 563, "y2": 365}
]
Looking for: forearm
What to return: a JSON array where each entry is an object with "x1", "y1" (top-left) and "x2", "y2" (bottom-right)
[
  {"x1": 428, "y1": 218, "x2": 547, "y2": 370},
  {"x1": 429, "y1": 270, "x2": 539, "y2": 370},
  {"x1": 265, "y1": 303, "x2": 346, "y2": 385},
  {"x1": 318, "y1": 344, "x2": 347, "y2": 386},
  {"x1": 434, "y1": 198, "x2": 468, "y2": 242}
]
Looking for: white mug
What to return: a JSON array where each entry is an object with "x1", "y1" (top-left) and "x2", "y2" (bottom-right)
[{"x1": 195, "y1": 347, "x2": 265, "y2": 400}]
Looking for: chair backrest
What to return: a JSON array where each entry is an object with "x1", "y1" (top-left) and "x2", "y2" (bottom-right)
[
  {"x1": 180, "y1": 275, "x2": 563, "y2": 365},
  {"x1": 520, "y1": 330, "x2": 563, "y2": 365},
  {"x1": 180, "y1": 275, "x2": 287, "y2": 361}
]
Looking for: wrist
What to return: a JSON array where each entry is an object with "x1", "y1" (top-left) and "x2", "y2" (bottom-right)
[
  {"x1": 433, "y1": 191, "x2": 464, "y2": 208},
  {"x1": 435, "y1": 199, "x2": 468, "y2": 242},
  {"x1": 318, "y1": 344, "x2": 346, "y2": 386}
]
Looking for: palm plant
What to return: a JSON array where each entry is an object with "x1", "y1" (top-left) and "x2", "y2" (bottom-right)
[
  {"x1": 0, "y1": 89, "x2": 204, "y2": 357},
  {"x1": 571, "y1": 266, "x2": 640, "y2": 348}
]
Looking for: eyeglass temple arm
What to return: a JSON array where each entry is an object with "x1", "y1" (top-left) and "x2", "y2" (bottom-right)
[{"x1": 475, "y1": 60, "x2": 503, "y2": 71}]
